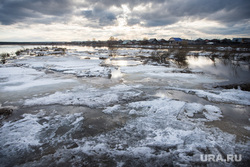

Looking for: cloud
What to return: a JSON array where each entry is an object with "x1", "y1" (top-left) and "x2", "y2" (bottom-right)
[
  {"x1": 81, "y1": 6, "x2": 119, "y2": 27},
  {"x1": 82, "y1": 0, "x2": 250, "y2": 27},
  {"x1": 1, "y1": 0, "x2": 249, "y2": 27},
  {"x1": 199, "y1": 22, "x2": 250, "y2": 36},
  {"x1": 126, "y1": 0, "x2": 250, "y2": 27},
  {"x1": 0, "y1": 0, "x2": 249, "y2": 41},
  {"x1": 0, "y1": 0, "x2": 76, "y2": 25}
]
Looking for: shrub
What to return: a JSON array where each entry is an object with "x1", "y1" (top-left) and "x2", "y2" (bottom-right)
[
  {"x1": 15, "y1": 50, "x2": 22, "y2": 56},
  {"x1": 0, "y1": 53, "x2": 10, "y2": 64}
]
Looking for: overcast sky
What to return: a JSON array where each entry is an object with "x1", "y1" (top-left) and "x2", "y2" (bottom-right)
[{"x1": 0, "y1": 0, "x2": 249, "y2": 41}]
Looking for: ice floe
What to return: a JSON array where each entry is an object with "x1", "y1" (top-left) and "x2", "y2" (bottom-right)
[
  {"x1": 0, "y1": 110, "x2": 84, "y2": 167},
  {"x1": 180, "y1": 103, "x2": 223, "y2": 121},
  {"x1": 7, "y1": 51, "x2": 113, "y2": 78},
  {"x1": 24, "y1": 84, "x2": 143, "y2": 108},
  {"x1": 166, "y1": 87, "x2": 250, "y2": 106},
  {"x1": 0, "y1": 67, "x2": 75, "y2": 91}
]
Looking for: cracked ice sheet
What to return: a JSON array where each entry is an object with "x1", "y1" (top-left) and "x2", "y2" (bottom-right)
[
  {"x1": 105, "y1": 98, "x2": 223, "y2": 122},
  {"x1": 14, "y1": 54, "x2": 102, "y2": 71},
  {"x1": 10, "y1": 98, "x2": 249, "y2": 166},
  {"x1": 11, "y1": 53, "x2": 112, "y2": 78},
  {"x1": 166, "y1": 87, "x2": 250, "y2": 106},
  {"x1": 24, "y1": 84, "x2": 143, "y2": 108},
  {"x1": 0, "y1": 67, "x2": 75, "y2": 92},
  {"x1": 76, "y1": 98, "x2": 248, "y2": 166},
  {"x1": 0, "y1": 111, "x2": 84, "y2": 167},
  {"x1": 1, "y1": 92, "x2": 249, "y2": 166}
]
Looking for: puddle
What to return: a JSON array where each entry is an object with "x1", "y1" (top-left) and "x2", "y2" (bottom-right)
[{"x1": 207, "y1": 104, "x2": 250, "y2": 142}]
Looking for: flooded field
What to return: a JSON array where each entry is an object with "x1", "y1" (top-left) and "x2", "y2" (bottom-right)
[{"x1": 0, "y1": 45, "x2": 250, "y2": 166}]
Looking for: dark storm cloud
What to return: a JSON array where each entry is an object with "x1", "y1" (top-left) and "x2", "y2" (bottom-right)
[
  {"x1": 82, "y1": 6, "x2": 118, "y2": 27},
  {"x1": 200, "y1": 25, "x2": 250, "y2": 36},
  {"x1": 163, "y1": 0, "x2": 250, "y2": 24},
  {"x1": 0, "y1": 0, "x2": 75, "y2": 25},
  {"x1": 0, "y1": 0, "x2": 249, "y2": 28},
  {"x1": 83, "y1": 0, "x2": 250, "y2": 27}
]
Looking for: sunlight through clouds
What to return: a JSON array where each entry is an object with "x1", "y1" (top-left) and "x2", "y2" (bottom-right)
[{"x1": 0, "y1": 0, "x2": 249, "y2": 41}]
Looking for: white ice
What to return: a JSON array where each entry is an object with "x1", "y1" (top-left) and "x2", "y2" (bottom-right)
[
  {"x1": 1, "y1": 47, "x2": 249, "y2": 166},
  {"x1": 166, "y1": 87, "x2": 250, "y2": 106},
  {"x1": 10, "y1": 52, "x2": 112, "y2": 78},
  {"x1": 0, "y1": 67, "x2": 75, "y2": 92},
  {"x1": 2, "y1": 96, "x2": 243, "y2": 167},
  {"x1": 24, "y1": 84, "x2": 143, "y2": 108},
  {"x1": 0, "y1": 110, "x2": 84, "y2": 166}
]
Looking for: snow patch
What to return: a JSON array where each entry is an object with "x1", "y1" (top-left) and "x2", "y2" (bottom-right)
[
  {"x1": 0, "y1": 110, "x2": 84, "y2": 166},
  {"x1": 244, "y1": 126, "x2": 250, "y2": 131},
  {"x1": 0, "y1": 114, "x2": 44, "y2": 152},
  {"x1": 102, "y1": 105, "x2": 120, "y2": 114},
  {"x1": 182, "y1": 103, "x2": 222, "y2": 121},
  {"x1": 184, "y1": 103, "x2": 203, "y2": 117},
  {"x1": 0, "y1": 67, "x2": 75, "y2": 91},
  {"x1": 203, "y1": 105, "x2": 222, "y2": 121}
]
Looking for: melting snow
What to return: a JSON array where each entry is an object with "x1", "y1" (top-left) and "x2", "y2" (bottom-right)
[
  {"x1": 0, "y1": 46, "x2": 249, "y2": 166},
  {"x1": 0, "y1": 67, "x2": 75, "y2": 91},
  {"x1": 166, "y1": 87, "x2": 250, "y2": 106}
]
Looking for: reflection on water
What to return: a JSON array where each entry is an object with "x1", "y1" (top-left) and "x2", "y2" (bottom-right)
[
  {"x1": 149, "y1": 49, "x2": 189, "y2": 68},
  {"x1": 187, "y1": 56, "x2": 215, "y2": 67},
  {"x1": 108, "y1": 46, "x2": 118, "y2": 57},
  {"x1": 105, "y1": 59, "x2": 142, "y2": 67},
  {"x1": 0, "y1": 45, "x2": 31, "y2": 54},
  {"x1": 187, "y1": 56, "x2": 250, "y2": 83},
  {"x1": 147, "y1": 48, "x2": 250, "y2": 83},
  {"x1": 105, "y1": 47, "x2": 249, "y2": 84}
]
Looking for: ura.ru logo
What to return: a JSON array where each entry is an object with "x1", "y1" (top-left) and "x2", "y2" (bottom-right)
[{"x1": 200, "y1": 154, "x2": 242, "y2": 162}]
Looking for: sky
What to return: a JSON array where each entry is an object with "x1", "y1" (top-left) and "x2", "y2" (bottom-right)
[{"x1": 0, "y1": 0, "x2": 250, "y2": 42}]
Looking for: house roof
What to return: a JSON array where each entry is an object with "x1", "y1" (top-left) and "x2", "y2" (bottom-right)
[{"x1": 170, "y1": 38, "x2": 182, "y2": 42}]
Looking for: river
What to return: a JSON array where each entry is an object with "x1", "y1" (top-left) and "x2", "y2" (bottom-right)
[{"x1": 0, "y1": 45, "x2": 249, "y2": 166}]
